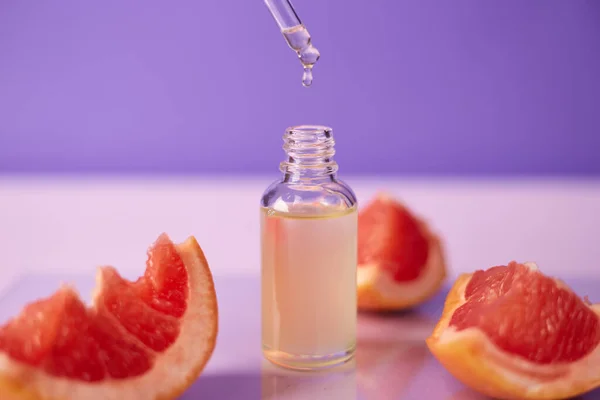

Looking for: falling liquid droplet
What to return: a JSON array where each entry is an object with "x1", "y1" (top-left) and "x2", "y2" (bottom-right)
[{"x1": 302, "y1": 66, "x2": 313, "y2": 87}]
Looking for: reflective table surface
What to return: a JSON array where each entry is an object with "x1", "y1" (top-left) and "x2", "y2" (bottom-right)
[{"x1": 1, "y1": 274, "x2": 598, "y2": 400}]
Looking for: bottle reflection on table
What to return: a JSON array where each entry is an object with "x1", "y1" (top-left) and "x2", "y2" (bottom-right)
[{"x1": 261, "y1": 359, "x2": 357, "y2": 400}]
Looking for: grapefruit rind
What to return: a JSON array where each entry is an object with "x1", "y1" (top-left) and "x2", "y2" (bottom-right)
[
  {"x1": 426, "y1": 270, "x2": 600, "y2": 400},
  {"x1": 357, "y1": 218, "x2": 447, "y2": 311},
  {"x1": 0, "y1": 236, "x2": 218, "y2": 400}
]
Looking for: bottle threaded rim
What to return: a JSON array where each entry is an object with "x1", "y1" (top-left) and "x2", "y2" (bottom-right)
[{"x1": 280, "y1": 125, "x2": 338, "y2": 177}]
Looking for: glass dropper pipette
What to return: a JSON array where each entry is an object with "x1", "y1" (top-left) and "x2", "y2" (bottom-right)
[{"x1": 264, "y1": 0, "x2": 320, "y2": 86}]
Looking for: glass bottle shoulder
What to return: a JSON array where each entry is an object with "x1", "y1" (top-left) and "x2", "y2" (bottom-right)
[{"x1": 260, "y1": 178, "x2": 358, "y2": 217}]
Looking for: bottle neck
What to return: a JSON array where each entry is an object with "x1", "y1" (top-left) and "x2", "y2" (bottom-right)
[{"x1": 279, "y1": 125, "x2": 339, "y2": 183}]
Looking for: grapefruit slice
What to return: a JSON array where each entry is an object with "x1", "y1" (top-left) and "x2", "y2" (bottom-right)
[
  {"x1": 426, "y1": 261, "x2": 600, "y2": 399},
  {"x1": 356, "y1": 193, "x2": 447, "y2": 311},
  {"x1": 0, "y1": 234, "x2": 218, "y2": 400}
]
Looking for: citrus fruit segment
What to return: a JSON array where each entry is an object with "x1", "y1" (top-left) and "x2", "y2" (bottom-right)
[
  {"x1": 426, "y1": 261, "x2": 600, "y2": 400},
  {"x1": 356, "y1": 193, "x2": 447, "y2": 311},
  {"x1": 0, "y1": 234, "x2": 218, "y2": 400}
]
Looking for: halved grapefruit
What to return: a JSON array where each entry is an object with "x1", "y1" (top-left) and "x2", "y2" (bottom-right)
[
  {"x1": 426, "y1": 261, "x2": 600, "y2": 399},
  {"x1": 357, "y1": 193, "x2": 447, "y2": 311},
  {"x1": 0, "y1": 234, "x2": 218, "y2": 400}
]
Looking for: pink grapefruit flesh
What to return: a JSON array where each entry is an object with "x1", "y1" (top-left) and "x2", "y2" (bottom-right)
[
  {"x1": 427, "y1": 261, "x2": 600, "y2": 399},
  {"x1": 0, "y1": 233, "x2": 218, "y2": 400},
  {"x1": 356, "y1": 193, "x2": 447, "y2": 311}
]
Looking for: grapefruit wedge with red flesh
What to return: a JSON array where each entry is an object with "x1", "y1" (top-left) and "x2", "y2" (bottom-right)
[
  {"x1": 426, "y1": 261, "x2": 600, "y2": 400},
  {"x1": 0, "y1": 234, "x2": 218, "y2": 400},
  {"x1": 357, "y1": 193, "x2": 447, "y2": 311}
]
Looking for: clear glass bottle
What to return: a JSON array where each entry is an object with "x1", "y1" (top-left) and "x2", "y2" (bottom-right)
[{"x1": 260, "y1": 125, "x2": 358, "y2": 371}]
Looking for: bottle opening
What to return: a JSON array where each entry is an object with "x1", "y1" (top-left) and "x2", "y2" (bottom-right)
[
  {"x1": 284, "y1": 125, "x2": 335, "y2": 148},
  {"x1": 287, "y1": 125, "x2": 332, "y2": 136},
  {"x1": 280, "y1": 125, "x2": 338, "y2": 179}
]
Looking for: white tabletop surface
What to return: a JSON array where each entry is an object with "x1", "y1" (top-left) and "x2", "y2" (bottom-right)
[{"x1": 1, "y1": 176, "x2": 599, "y2": 286}]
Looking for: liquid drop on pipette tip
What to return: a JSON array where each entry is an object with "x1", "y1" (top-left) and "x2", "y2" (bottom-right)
[
  {"x1": 282, "y1": 24, "x2": 320, "y2": 87},
  {"x1": 299, "y1": 45, "x2": 320, "y2": 66}
]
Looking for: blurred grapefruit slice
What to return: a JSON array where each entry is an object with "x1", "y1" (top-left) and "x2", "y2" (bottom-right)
[
  {"x1": 0, "y1": 234, "x2": 218, "y2": 400},
  {"x1": 357, "y1": 193, "x2": 447, "y2": 311},
  {"x1": 426, "y1": 261, "x2": 600, "y2": 399}
]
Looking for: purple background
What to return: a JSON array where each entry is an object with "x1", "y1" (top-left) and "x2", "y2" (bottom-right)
[{"x1": 0, "y1": 0, "x2": 599, "y2": 177}]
